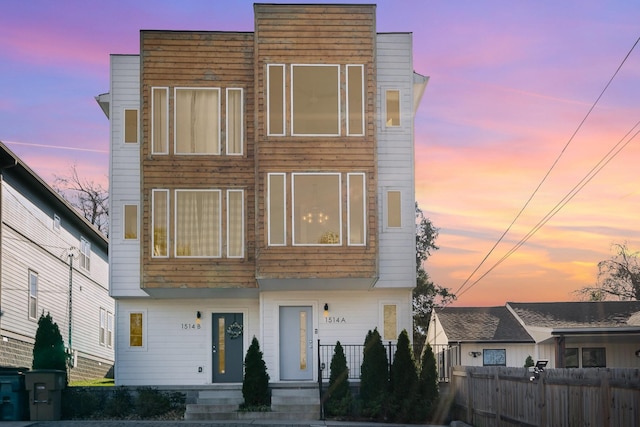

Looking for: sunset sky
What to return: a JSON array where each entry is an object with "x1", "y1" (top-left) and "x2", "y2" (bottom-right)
[{"x1": 1, "y1": 1, "x2": 639, "y2": 306}]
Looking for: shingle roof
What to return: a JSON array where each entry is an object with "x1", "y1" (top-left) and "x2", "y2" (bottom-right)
[
  {"x1": 435, "y1": 306, "x2": 534, "y2": 343},
  {"x1": 507, "y1": 301, "x2": 640, "y2": 328}
]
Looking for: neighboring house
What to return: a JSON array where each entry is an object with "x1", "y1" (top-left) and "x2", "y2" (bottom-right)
[
  {"x1": 0, "y1": 142, "x2": 112, "y2": 381},
  {"x1": 429, "y1": 301, "x2": 640, "y2": 376},
  {"x1": 98, "y1": 3, "x2": 428, "y2": 386}
]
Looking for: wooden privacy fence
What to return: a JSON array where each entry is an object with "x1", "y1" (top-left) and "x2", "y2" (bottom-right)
[{"x1": 451, "y1": 366, "x2": 640, "y2": 427}]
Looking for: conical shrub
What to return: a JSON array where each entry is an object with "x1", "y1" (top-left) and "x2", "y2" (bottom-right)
[
  {"x1": 242, "y1": 336, "x2": 270, "y2": 408},
  {"x1": 325, "y1": 341, "x2": 352, "y2": 417}
]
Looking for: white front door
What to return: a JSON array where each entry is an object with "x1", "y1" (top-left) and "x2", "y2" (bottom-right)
[{"x1": 279, "y1": 306, "x2": 313, "y2": 380}]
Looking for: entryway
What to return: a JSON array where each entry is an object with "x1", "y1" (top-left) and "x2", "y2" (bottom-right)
[
  {"x1": 279, "y1": 306, "x2": 313, "y2": 380},
  {"x1": 211, "y1": 313, "x2": 244, "y2": 383}
]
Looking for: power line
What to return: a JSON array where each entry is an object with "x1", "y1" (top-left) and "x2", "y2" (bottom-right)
[{"x1": 452, "y1": 36, "x2": 640, "y2": 299}]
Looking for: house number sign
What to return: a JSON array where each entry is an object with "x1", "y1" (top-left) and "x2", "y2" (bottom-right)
[
  {"x1": 180, "y1": 323, "x2": 201, "y2": 330},
  {"x1": 325, "y1": 316, "x2": 347, "y2": 324}
]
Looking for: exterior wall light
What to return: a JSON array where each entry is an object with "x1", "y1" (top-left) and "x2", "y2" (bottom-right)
[
  {"x1": 323, "y1": 303, "x2": 329, "y2": 318},
  {"x1": 196, "y1": 311, "x2": 202, "y2": 325}
]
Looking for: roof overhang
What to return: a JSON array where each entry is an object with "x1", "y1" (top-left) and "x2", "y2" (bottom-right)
[
  {"x1": 95, "y1": 92, "x2": 111, "y2": 119},
  {"x1": 413, "y1": 72, "x2": 429, "y2": 113}
]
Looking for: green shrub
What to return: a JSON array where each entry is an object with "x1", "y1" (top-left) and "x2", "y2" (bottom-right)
[
  {"x1": 61, "y1": 387, "x2": 102, "y2": 419},
  {"x1": 103, "y1": 386, "x2": 134, "y2": 418},
  {"x1": 418, "y1": 342, "x2": 439, "y2": 420},
  {"x1": 359, "y1": 328, "x2": 388, "y2": 419},
  {"x1": 389, "y1": 329, "x2": 419, "y2": 422},
  {"x1": 325, "y1": 341, "x2": 352, "y2": 417},
  {"x1": 135, "y1": 387, "x2": 171, "y2": 418},
  {"x1": 241, "y1": 336, "x2": 270, "y2": 409},
  {"x1": 524, "y1": 355, "x2": 534, "y2": 368},
  {"x1": 32, "y1": 312, "x2": 68, "y2": 373}
]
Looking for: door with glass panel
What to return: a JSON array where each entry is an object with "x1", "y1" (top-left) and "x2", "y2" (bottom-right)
[
  {"x1": 279, "y1": 306, "x2": 313, "y2": 380},
  {"x1": 212, "y1": 313, "x2": 244, "y2": 382}
]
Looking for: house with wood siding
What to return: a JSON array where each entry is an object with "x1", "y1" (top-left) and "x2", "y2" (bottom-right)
[
  {"x1": 100, "y1": 3, "x2": 427, "y2": 387},
  {"x1": 0, "y1": 142, "x2": 112, "y2": 381}
]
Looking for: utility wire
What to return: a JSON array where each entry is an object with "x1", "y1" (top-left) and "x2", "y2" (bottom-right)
[{"x1": 451, "y1": 36, "x2": 640, "y2": 299}]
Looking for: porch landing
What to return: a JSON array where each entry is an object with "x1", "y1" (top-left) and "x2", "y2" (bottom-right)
[{"x1": 184, "y1": 382, "x2": 321, "y2": 421}]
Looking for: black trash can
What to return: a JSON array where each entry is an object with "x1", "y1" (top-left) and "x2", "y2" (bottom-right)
[
  {"x1": 24, "y1": 369, "x2": 66, "y2": 421},
  {"x1": 0, "y1": 366, "x2": 29, "y2": 421}
]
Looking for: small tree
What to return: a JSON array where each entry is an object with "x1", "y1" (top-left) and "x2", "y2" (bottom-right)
[
  {"x1": 359, "y1": 328, "x2": 388, "y2": 419},
  {"x1": 389, "y1": 330, "x2": 419, "y2": 422},
  {"x1": 242, "y1": 336, "x2": 270, "y2": 408},
  {"x1": 418, "y1": 343, "x2": 439, "y2": 420},
  {"x1": 32, "y1": 312, "x2": 67, "y2": 372},
  {"x1": 524, "y1": 355, "x2": 534, "y2": 368},
  {"x1": 325, "y1": 341, "x2": 352, "y2": 417}
]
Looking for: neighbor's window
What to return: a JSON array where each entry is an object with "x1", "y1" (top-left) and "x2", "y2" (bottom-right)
[
  {"x1": 291, "y1": 65, "x2": 340, "y2": 136},
  {"x1": 387, "y1": 190, "x2": 402, "y2": 228},
  {"x1": 124, "y1": 108, "x2": 139, "y2": 143},
  {"x1": 151, "y1": 87, "x2": 168, "y2": 154},
  {"x1": 227, "y1": 189, "x2": 244, "y2": 258},
  {"x1": 175, "y1": 190, "x2": 221, "y2": 257},
  {"x1": 267, "y1": 64, "x2": 285, "y2": 136},
  {"x1": 293, "y1": 173, "x2": 341, "y2": 245},
  {"x1": 483, "y1": 349, "x2": 506, "y2": 366},
  {"x1": 565, "y1": 347, "x2": 579, "y2": 368},
  {"x1": 386, "y1": 89, "x2": 400, "y2": 127},
  {"x1": 268, "y1": 173, "x2": 286, "y2": 246},
  {"x1": 28, "y1": 270, "x2": 38, "y2": 320},
  {"x1": 53, "y1": 214, "x2": 60, "y2": 232},
  {"x1": 582, "y1": 347, "x2": 606, "y2": 368},
  {"x1": 152, "y1": 190, "x2": 169, "y2": 257},
  {"x1": 99, "y1": 308, "x2": 107, "y2": 346},
  {"x1": 175, "y1": 88, "x2": 220, "y2": 154},
  {"x1": 383, "y1": 304, "x2": 397, "y2": 341},
  {"x1": 107, "y1": 311, "x2": 114, "y2": 348},
  {"x1": 226, "y1": 88, "x2": 244, "y2": 155},
  {"x1": 347, "y1": 65, "x2": 364, "y2": 136},
  {"x1": 129, "y1": 312, "x2": 143, "y2": 347},
  {"x1": 79, "y1": 237, "x2": 91, "y2": 271},
  {"x1": 123, "y1": 204, "x2": 138, "y2": 240},
  {"x1": 347, "y1": 173, "x2": 366, "y2": 245}
]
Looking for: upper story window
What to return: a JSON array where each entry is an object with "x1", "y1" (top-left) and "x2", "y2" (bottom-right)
[
  {"x1": 152, "y1": 190, "x2": 169, "y2": 257},
  {"x1": 347, "y1": 173, "x2": 366, "y2": 245},
  {"x1": 175, "y1": 88, "x2": 220, "y2": 155},
  {"x1": 386, "y1": 190, "x2": 402, "y2": 228},
  {"x1": 385, "y1": 89, "x2": 401, "y2": 127},
  {"x1": 124, "y1": 108, "x2": 139, "y2": 143},
  {"x1": 99, "y1": 308, "x2": 107, "y2": 346},
  {"x1": 226, "y1": 88, "x2": 244, "y2": 155},
  {"x1": 346, "y1": 65, "x2": 364, "y2": 136},
  {"x1": 79, "y1": 237, "x2": 91, "y2": 271},
  {"x1": 267, "y1": 64, "x2": 285, "y2": 136},
  {"x1": 28, "y1": 270, "x2": 38, "y2": 320},
  {"x1": 291, "y1": 65, "x2": 340, "y2": 136},
  {"x1": 53, "y1": 214, "x2": 60, "y2": 232},
  {"x1": 175, "y1": 189, "x2": 221, "y2": 257},
  {"x1": 124, "y1": 204, "x2": 138, "y2": 240},
  {"x1": 151, "y1": 87, "x2": 169, "y2": 154},
  {"x1": 267, "y1": 173, "x2": 286, "y2": 246},
  {"x1": 227, "y1": 189, "x2": 244, "y2": 258},
  {"x1": 293, "y1": 173, "x2": 341, "y2": 245}
]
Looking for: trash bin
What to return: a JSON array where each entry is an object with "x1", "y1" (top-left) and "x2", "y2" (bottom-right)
[
  {"x1": 24, "y1": 369, "x2": 66, "y2": 421},
  {"x1": 0, "y1": 367, "x2": 29, "y2": 421}
]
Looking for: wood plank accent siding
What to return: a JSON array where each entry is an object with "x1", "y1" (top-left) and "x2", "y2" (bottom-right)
[
  {"x1": 254, "y1": 4, "x2": 378, "y2": 280},
  {"x1": 140, "y1": 31, "x2": 257, "y2": 290}
]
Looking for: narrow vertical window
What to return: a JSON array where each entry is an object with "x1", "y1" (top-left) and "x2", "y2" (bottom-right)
[
  {"x1": 387, "y1": 191, "x2": 402, "y2": 228},
  {"x1": 124, "y1": 108, "x2": 139, "y2": 143},
  {"x1": 175, "y1": 190, "x2": 221, "y2": 257},
  {"x1": 347, "y1": 173, "x2": 366, "y2": 245},
  {"x1": 267, "y1": 64, "x2": 285, "y2": 136},
  {"x1": 175, "y1": 88, "x2": 220, "y2": 154},
  {"x1": 218, "y1": 317, "x2": 226, "y2": 374},
  {"x1": 99, "y1": 308, "x2": 106, "y2": 345},
  {"x1": 107, "y1": 311, "x2": 114, "y2": 348},
  {"x1": 53, "y1": 214, "x2": 60, "y2": 232},
  {"x1": 347, "y1": 65, "x2": 364, "y2": 136},
  {"x1": 383, "y1": 304, "x2": 397, "y2": 341},
  {"x1": 226, "y1": 88, "x2": 243, "y2": 155},
  {"x1": 385, "y1": 89, "x2": 400, "y2": 127},
  {"x1": 28, "y1": 270, "x2": 38, "y2": 320},
  {"x1": 227, "y1": 190, "x2": 244, "y2": 258},
  {"x1": 299, "y1": 311, "x2": 307, "y2": 370},
  {"x1": 268, "y1": 173, "x2": 286, "y2": 246},
  {"x1": 152, "y1": 190, "x2": 169, "y2": 257},
  {"x1": 124, "y1": 204, "x2": 138, "y2": 240},
  {"x1": 152, "y1": 87, "x2": 168, "y2": 154},
  {"x1": 129, "y1": 312, "x2": 143, "y2": 347},
  {"x1": 80, "y1": 237, "x2": 91, "y2": 271}
]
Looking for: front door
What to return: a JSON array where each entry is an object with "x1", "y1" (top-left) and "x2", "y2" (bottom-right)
[
  {"x1": 212, "y1": 313, "x2": 244, "y2": 383},
  {"x1": 279, "y1": 306, "x2": 313, "y2": 380}
]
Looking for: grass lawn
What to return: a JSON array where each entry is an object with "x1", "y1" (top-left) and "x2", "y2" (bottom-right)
[{"x1": 69, "y1": 378, "x2": 115, "y2": 387}]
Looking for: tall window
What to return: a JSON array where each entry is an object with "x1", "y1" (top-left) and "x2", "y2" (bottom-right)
[
  {"x1": 385, "y1": 89, "x2": 400, "y2": 127},
  {"x1": 175, "y1": 88, "x2": 220, "y2": 154},
  {"x1": 386, "y1": 190, "x2": 402, "y2": 228},
  {"x1": 151, "y1": 87, "x2": 168, "y2": 154},
  {"x1": 79, "y1": 237, "x2": 91, "y2": 271},
  {"x1": 152, "y1": 190, "x2": 169, "y2": 257},
  {"x1": 291, "y1": 65, "x2": 340, "y2": 136},
  {"x1": 129, "y1": 312, "x2": 143, "y2": 348},
  {"x1": 124, "y1": 108, "x2": 139, "y2": 143},
  {"x1": 347, "y1": 173, "x2": 366, "y2": 245},
  {"x1": 226, "y1": 88, "x2": 243, "y2": 155},
  {"x1": 267, "y1": 64, "x2": 285, "y2": 136},
  {"x1": 124, "y1": 204, "x2": 138, "y2": 240},
  {"x1": 53, "y1": 214, "x2": 60, "y2": 232},
  {"x1": 28, "y1": 270, "x2": 38, "y2": 320},
  {"x1": 268, "y1": 173, "x2": 286, "y2": 246},
  {"x1": 346, "y1": 65, "x2": 364, "y2": 136},
  {"x1": 99, "y1": 308, "x2": 107, "y2": 345},
  {"x1": 107, "y1": 311, "x2": 114, "y2": 348},
  {"x1": 175, "y1": 190, "x2": 221, "y2": 257},
  {"x1": 292, "y1": 173, "x2": 341, "y2": 245},
  {"x1": 227, "y1": 189, "x2": 244, "y2": 258},
  {"x1": 383, "y1": 304, "x2": 397, "y2": 341}
]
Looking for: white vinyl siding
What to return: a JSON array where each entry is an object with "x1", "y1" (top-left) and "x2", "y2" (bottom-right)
[{"x1": 267, "y1": 64, "x2": 285, "y2": 136}]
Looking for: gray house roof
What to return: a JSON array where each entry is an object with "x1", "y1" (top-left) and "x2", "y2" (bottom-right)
[
  {"x1": 435, "y1": 306, "x2": 534, "y2": 343},
  {"x1": 508, "y1": 301, "x2": 640, "y2": 329}
]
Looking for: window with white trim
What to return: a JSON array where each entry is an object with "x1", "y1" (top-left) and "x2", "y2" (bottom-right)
[
  {"x1": 107, "y1": 311, "x2": 113, "y2": 348},
  {"x1": 227, "y1": 189, "x2": 244, "y2": 258},
  {"x1": 123, "y1": 204, "x2": 138, "y2": 240},
  {"x1": 28, "y1": 270, "x2": 38, "y2": 320},
  {"x1": 382, "y1": 303, "x2": 397, "y2": 341},
  {"x1": 129, "y1": 312, "x2": 144, "y2": 348},
  {"x1": 346, "y1": 65, "x2": 364, "y2": 136},
  {"x1": 226, "y1": 88, "x2": 244, "y2": 155},
  {"x1": 79, "y1": 237, "x2": 91, "y2": 271},
  {"x1": 151, "y1": 87, "x2": 168, "y2": 154},
  {"x1": 385, "y1": 89, "x2": 400, "y2": 127},
  {"x1": 347, "y1": 173, "x2": 366, "y2": 245},
  {"x1": 175, "y1": 87, "x2": 220, "y2": 154},
  {"x1": 292, "y1": 173, "x2": 341, "y2": 245},
  {"x1": 124, "y1": 108, "x2": 139, "y2": 144},
  {"x1": 386, "y1": 190, "x2": 402, "y2": 228},
  {"x1": 53, "y1": 214, "x2": 60, "y2": 232},
  {"x1": 268, "y1": 173, "x2": 286, "y2": 246},
  {"x1": 152, "y1": 190, "x2": 169, "y2": 257},
  {"x1": 291, "y1": 65, "x2": 340, "y2": 136},
  {"x1": 175, "y1": 189, "x2": 221, "y2": 257},
  {"x1": 99, "y1": 308, "x2": 106, "y2": 346},
  {"x1": 267, "y1": 64, "x2": 285, "y2": 136}
]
